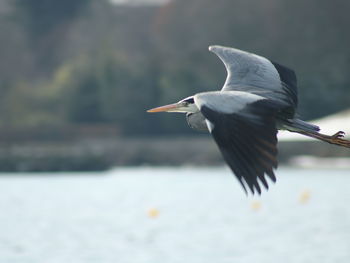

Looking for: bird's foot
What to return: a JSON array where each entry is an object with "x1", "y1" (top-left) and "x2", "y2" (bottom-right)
[
  {"x1": 331, "y1": 131, "x2": 345, "y2": 139},
  {"x1": 328, "y1": 131, "x2": 350, "y2": 148}
]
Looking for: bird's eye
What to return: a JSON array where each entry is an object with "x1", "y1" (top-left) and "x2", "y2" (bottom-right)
[{"x1": 183, "y1": 97, "x2": 194, "y2": 104}]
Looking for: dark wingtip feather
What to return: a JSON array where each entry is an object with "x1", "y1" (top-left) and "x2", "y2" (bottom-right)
[
  {"x1": 257, "y1": 174, "x2": 269, "y2": 190},
  {"x1": 253, "y1": 181, "x2": 262, "y2": 195},
  {"x1": 266, "y1": 169, "x2": 277, "y2": 182}
]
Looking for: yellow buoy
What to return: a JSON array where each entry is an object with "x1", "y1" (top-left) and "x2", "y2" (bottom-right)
[
  {"x1": 251, "y1": 201, "x2": 262, "y2": 211},
  {"x1": 299, "y1": 190, "x2": 311, "y2": 204},
  {"x1": 147, "y1": 208, "x2": 160, "y2": 218}
]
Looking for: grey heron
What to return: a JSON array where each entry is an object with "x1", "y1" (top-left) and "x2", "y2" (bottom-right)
[{"x1": 147, "y1": 45, "x2": 350, "y2": 194}]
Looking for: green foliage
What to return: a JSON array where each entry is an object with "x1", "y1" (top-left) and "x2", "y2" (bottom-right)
[
  {"x1": 49, "y1": 51, "x2": 162, "y2": 134},
  {"x1": 0, "y1": 80, "x2": 61, "y2": 127}
]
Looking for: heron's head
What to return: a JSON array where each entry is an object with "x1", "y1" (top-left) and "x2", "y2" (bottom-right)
[{"x1": 147, "y1": 96, "x2": 198, "y2": 113}]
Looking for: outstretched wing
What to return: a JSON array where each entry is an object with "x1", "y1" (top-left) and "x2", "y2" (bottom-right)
[
  {"x1": 194, "y1": 91, "x2": 281, "y2": 194},
  {"x1": 209, "y1": 45, "x2": 297, "y2": 116}
]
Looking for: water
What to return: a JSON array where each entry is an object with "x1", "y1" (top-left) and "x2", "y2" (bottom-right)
[{"x1": 0, "y1": 167, "x2": 349, "y2": 263}]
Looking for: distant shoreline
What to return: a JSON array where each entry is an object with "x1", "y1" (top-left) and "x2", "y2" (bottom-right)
[{"x1": 0, "y1": 136, "x2": 349, "y2": 172}]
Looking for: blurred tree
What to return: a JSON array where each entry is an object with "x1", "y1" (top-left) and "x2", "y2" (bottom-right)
[
  {"x1": 49, "y1": 49, "x2": 164, "y2": 134},
  {"x1": 12, "y1": 0, "x2": 92, "y2": 73},
  {"x1": 13, "y1": 0, "x2": 91, "y2": 36}
]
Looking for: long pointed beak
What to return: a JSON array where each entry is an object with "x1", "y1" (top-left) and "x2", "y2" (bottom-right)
[{"x1": 147, "y1": 103, "x2": 182, "y2": 113}]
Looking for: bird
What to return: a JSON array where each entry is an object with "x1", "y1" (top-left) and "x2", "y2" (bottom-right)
[{"x1": 147, "y1": 45, "x2": 350, "y2": 195}]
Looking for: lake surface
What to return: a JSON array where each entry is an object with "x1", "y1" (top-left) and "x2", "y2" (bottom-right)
[{"x1": 0, "y1": 167, "x2": 349, "y2": 263}]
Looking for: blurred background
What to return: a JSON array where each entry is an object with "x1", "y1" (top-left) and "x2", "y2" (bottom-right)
[
  {"x1": 1, "y1": 1, "x2": 350, "y2": 262},
  {"x1": 0, "y1": 0, "x2": 349, "y2": 171}
]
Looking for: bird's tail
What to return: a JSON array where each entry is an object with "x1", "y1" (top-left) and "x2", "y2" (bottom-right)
[{"x1": 283, "y1": 119, "x2": 350, "y2": 148}]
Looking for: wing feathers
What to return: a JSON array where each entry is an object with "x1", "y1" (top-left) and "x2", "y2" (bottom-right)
[
  {"x1": 271, "y1": 61, "x2": 298, "y2": 106},
  {"x1": 198, "y1": 95, "x2": 279, "y2": 194},
  {"x1": 209, "y1": 45, "x2": 297, "y2": 117}
]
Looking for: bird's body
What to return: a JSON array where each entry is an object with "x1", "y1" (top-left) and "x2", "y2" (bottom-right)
[{"x1": 148, "y1": 45, "x2": 350, "y2": 194}]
